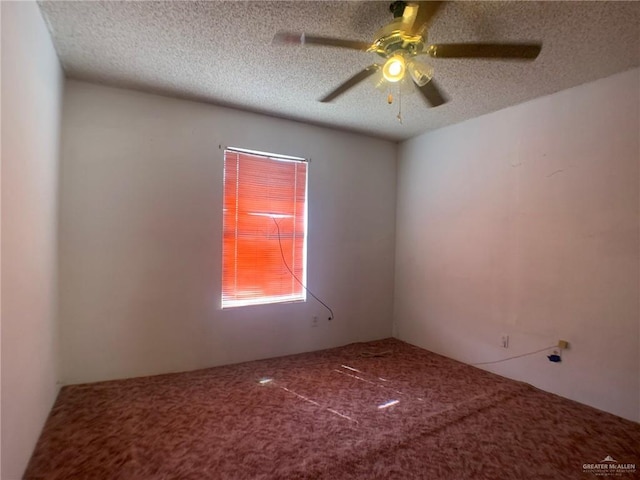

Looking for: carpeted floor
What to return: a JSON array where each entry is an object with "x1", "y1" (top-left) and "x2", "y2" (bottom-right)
[{"x1": 25, "y1": 338, "x2": 639, "y2": 479}]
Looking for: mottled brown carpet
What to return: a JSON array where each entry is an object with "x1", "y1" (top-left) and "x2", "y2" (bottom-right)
[{"x1": 26, "y1": 338, "x2": 639, "y2": 479}]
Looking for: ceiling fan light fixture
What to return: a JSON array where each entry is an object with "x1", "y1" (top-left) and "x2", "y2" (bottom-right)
[
  {"x1": 407, "y1": 59, "x2": 434, "y2": 86},
  {"x1": 382, "y1": 54, "x2": 406, "y2": 83}
]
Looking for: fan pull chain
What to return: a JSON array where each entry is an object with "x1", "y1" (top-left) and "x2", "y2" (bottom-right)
[{"x1": 396, "y1": 83, "x2": 403, "y2": 124}]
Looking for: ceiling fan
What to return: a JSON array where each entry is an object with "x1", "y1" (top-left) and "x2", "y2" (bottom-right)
[{"x1": 273, "y1": 1, "x2": 542, "y2": 108}]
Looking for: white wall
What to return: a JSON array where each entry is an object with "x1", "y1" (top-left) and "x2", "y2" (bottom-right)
[
  {"x1": 1, "y1": 1, "x2": 64, "y2": 478},
  {"x1": 394, "y1": 68, "x2": 639, "y2": 422},
  {"x1": 59, "y1": 80, "x2": 396, "y2": 385}
]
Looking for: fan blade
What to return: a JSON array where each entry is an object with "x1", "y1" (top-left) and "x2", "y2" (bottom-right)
[
  {"x1": 427, "y1": 43, "x2": 542, "y2": 60},
  {"x1": 273, "y1": 31, "x2": 371, "y2": 51},
  {"x1": 409, "y1": 2, "x2": 443, "y2": 36},
  {"x1": 320, "y1": 65, "x2": 381, "y2": 103},
  {"x1": 416, "y1": 78, "x2": 447, "y2": 107}
]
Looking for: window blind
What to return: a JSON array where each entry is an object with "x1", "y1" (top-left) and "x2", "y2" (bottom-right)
[{"x1": 222, "y1": 149, "x2": 308, "y2": 308}]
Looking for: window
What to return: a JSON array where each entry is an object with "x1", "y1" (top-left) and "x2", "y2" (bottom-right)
[{"x1": 222, "y1": 148, "x2": 308, "y2": 308}]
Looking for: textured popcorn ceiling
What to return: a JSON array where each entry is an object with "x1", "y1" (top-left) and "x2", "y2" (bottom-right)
[{"x1": 39, "y1": 1, "x2": 639, "y2": 141}]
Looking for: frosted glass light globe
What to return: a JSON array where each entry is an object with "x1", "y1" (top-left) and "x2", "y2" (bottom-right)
[{"x1": 382, "y1": 55, "x2": 406, "y2": 83}]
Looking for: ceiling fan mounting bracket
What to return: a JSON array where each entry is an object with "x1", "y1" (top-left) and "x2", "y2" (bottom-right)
[{"x1": 389, "y1": 1, "x2": 408, "y2": 19}]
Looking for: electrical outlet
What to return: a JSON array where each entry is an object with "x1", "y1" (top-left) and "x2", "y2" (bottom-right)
[
  {"x1": 501, "y1": 335, "x2": 509, "y2": 349},
  {"x1": 311, "y1": 316, "x2": 319, "y2": 328}
]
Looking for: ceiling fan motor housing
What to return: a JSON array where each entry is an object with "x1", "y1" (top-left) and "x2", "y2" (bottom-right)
[
  {"x1": 372, "y1": 33, "x2": 424, "y2": 58},
  {"x1": 372, "y1": 2, "x2": 425, "y2": 59},
  {"x1": 371, "y1": 28, "x2": 425, "y2": 60}
]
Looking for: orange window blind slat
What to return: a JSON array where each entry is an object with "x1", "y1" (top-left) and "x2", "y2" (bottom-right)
[{"x1": 222, "y1": 150, "x2": 308, "y2": 307}]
